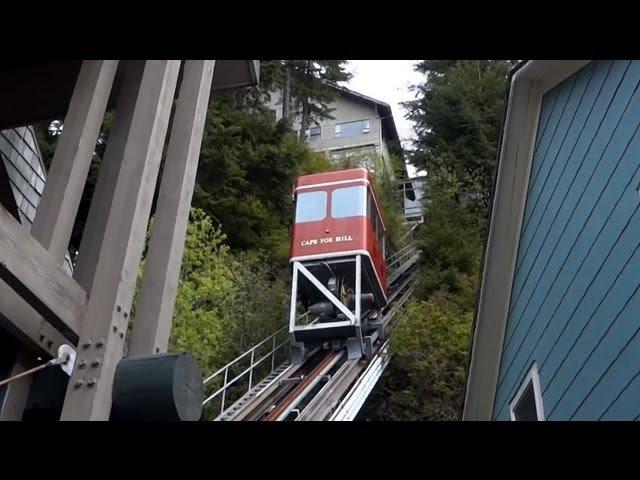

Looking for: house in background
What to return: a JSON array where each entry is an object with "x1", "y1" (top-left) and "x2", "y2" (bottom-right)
[
  {"x1": 268, "y1": 85, "x2": 402, "y2": 176},
  {"x1": 465, "y1": 60, "x2": 640, "y2": 421},
  {"x1": 267, "y1": 85, "x2": 424, "y2": 221}
]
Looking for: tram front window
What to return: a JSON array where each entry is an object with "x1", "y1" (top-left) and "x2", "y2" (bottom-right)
[
  {"x1": 331, "y1": 185, "x2": 366, "y2": 218},
  {"x1": 295, "y1": 190, "x2": 327, "y2": 223}
]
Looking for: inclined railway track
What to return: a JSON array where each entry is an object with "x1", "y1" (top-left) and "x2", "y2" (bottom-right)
[{"x1": 205, "y1": 243, "x2": 420, "y2": 422}]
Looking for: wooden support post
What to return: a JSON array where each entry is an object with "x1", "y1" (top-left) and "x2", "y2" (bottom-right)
[
  {"x1": 31, "y1": 60, "x2": 119, "y2": 259},
  {"x1": 60, "y1": 60, "x2": 180, "y2": 420},
  {"x1": 72, "y1": 61, "x2": 145, "y2": 293},
  {"x1": 129, "y1": 60, "x2": 215, "y2": 356},
  {"x1": 0, "y1": 61, "x2": 117, "y2": 421}
]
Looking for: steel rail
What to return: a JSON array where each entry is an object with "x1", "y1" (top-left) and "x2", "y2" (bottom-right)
[
  {"x1": 262, "y1": 350, "x2": 345, "y2": 421},
  {"x1": 206, "y1": 242, "x2": 420, "y2": 421}
]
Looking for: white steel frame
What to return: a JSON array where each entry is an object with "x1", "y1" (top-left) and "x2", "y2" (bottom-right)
[{"x1": 289, "y1": 256, "x2": 363, "y2": 346}]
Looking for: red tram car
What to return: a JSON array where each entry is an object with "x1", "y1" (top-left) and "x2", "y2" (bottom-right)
[{"x1": 288, "y1": 168, "x2": 389, "y2": 362}]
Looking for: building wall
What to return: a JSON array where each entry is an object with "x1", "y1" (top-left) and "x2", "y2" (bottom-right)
[
  {"x1": 493, "y1": 60, "x2": 640, "y2": 420},
  {"x1": 267, "y1": 90, "x2": 393, "y2": 174},
  {"x1": 0, "y1": 127, "x2": 47, "y2": 228},
  {"x1": 0, "y1": 126, "x2": 73, "y2": 274}
]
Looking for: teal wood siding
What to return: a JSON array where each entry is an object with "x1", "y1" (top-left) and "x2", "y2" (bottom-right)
[{"x1": 492, "y1": 60, "x2": 640, "y2": 420}]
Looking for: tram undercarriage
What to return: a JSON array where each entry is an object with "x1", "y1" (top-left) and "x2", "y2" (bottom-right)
[{"x1": 289, "y1": 253, "x2": 386, "y2": 363}]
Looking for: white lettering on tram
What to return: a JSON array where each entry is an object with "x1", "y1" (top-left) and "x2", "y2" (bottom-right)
[{"x1": 300, "y1": 235, "x2": 353, "y2": 247}]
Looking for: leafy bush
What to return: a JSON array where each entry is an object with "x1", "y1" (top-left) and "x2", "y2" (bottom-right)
[
  {"x1": 169, "y1": 208, "x2": 290, "y2": 380},
  {"x1": 361, "y1": 292, "x2": 472, "y2": 420}
]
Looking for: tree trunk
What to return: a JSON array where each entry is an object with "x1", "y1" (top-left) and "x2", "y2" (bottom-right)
[
  {"x1": 282, "y1": 61, "x2": 290, "y2": 120},
  {"x1": 299, "y1": 101, "x2": 309, "y2": 142}
]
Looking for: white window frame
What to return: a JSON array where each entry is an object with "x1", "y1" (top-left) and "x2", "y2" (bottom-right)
[
  {"x1": 307, "y1": 125, "x2": 321, "y2": 141},
  {"x1": 334, "y1": 119, "x2": 370, "y2": 137},
  {"x1": 509, "y1": 362, "x2": 545, "y2": 421}
]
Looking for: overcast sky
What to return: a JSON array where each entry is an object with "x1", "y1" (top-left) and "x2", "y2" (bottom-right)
[{"x1": 344, "y1": 60, "x2": 424, "y2": 175}]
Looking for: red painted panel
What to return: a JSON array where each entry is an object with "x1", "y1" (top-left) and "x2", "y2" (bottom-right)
[
  {"x1": 293, "y1": 167, "x2": 372, "y2": 191},
  {"x1": 290, "y1": 167, "x2": 389, "y2": 294}
]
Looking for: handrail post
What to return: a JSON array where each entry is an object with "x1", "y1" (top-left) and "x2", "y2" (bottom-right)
[
  {"x1": 271, "y1": 336, "x2": 276, "y2": 372},
  {"x1": 248, "y1": 350, "x2": 255, "y2": 391},
  {"x1": 221, "y1": 367, "x2": 229, "y2": 415}
]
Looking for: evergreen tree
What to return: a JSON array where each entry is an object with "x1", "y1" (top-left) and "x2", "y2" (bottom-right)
[
  {"x1": 266, "y1": 60, "x2": 352, "y2": 140},
  {"x1": 192, "y1": 92, "x2": 328, "y2": 256},
  {"x1": 361, "y1": 60, "x2": 514, "y2": 421},
  {"x1": 404, "y1": 60, "x2": 513, "y2": 214}
]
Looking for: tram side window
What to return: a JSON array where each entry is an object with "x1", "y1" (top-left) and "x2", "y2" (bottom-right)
[
  {"x1": 295, "y1": 191, "x2": 327, "y2": 223},
  {"x1": 376, "y1": 216, "x2": 384, "y2": 246},
  {"x1": 331, "y1": 185, "x2": 366, "y2": 218},
  {"x1": 367, "y1": 191, "x2": 384, "y2": 246},
  {"x1": 367, "y1": 190, "x2": 375, "y2": 219}
]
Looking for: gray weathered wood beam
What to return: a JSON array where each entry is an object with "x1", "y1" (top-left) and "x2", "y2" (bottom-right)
[
  {"x1": 31, "y1": 60, "x2": 118, "y2": 259},
  {"x1": 0, "y1": 205, "x2": 86, "y2": 341},
  {"x1": 60, "y1": 60, "x2": 181, "y2": 421},
  {"x1": 73, "y1": 61, "x2": 145, "y2": 294},
  {"x1": 0, "y1": 60, "x2": 118, "y2": 421},
  {"x1": 129, "y1": 60, "x2": 215, "y2": 356}
]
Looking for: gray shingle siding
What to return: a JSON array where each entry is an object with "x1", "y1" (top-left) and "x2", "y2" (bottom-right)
[{"x1": 0, "y1": 125, "x2": 73, "y2": 275}]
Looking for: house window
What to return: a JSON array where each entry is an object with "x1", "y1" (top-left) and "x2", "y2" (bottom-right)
[
  {"x1": 308, "y1": 126, "x2": 321, "y2": 141},
  {"x1": 334, "y1": 119, "x2": 371, "y2": 138},
  {"x1": 301, "y1": 126, "x2": 321, "y2": 142},
  {"x1": 509, "y1": 363, "x2": 545, "y2": 421}
]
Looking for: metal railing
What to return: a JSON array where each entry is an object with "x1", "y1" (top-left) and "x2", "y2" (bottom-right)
[
  {"x1": 386, "y1": 241, "x2": 418, "y2": 275},
  {"x1": 202, "y1": 324, "x2": 290, "y2": 413},
  {"x1": 202, "y1": 312, "x2": 317, "y2": 416},
  {"x1": 202, "y1": 243, "x2": 421, "y2": 419}
]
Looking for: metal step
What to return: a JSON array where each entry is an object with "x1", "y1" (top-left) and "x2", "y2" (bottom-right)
[{"x1": 215, "y1": 362, "x2": 292, "y2": 421}]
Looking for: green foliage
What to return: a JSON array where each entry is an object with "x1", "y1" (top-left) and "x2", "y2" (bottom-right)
[
  {"x1": 369, "y1": 154, "x2": 408, "y2": 249},
  {"x1": 413, "y1": 165, "x2": 483, "y2": 310},
  {"x1": 192, "y1": 94, "x2": 301, "y2": 255},
  {"x1": 361, "y1": 293, "x2": 472, "y2": 420},
  {"x1": 361, "y1": 60, "x2": 512, "y2": 421},
  {"x1": 169, "y1": 209, "x2": 238, "y2": 369},
  {"x1": 295, "y1": 150, "x2": 334, "y2": 176},
  {"x1": 169, "y1": 208, "x2": 290, "y2": 379},
  {"x1": 404, "y1": 60, "x2": 513, "y2": 214},
  {"x1": 265, "y1": 60, "x2": 352, "y2": 139}
]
